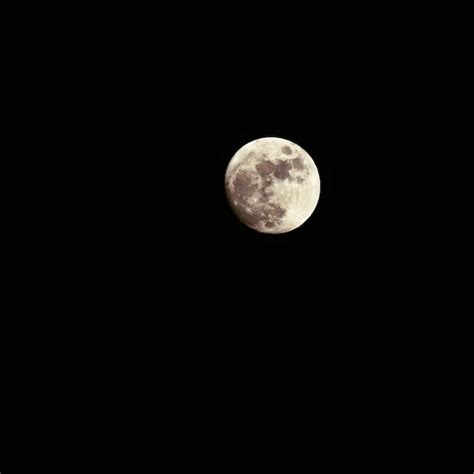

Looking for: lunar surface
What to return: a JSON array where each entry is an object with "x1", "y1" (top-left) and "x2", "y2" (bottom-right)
[{"x1": 225, "y1": 137, "x2": 320, "y2": 234}]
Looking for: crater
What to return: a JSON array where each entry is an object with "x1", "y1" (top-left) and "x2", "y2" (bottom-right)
[
  {"x1": 260, "y1": 188, "x2": 273, "y2": 201},
  {"x1": 255, "y1": 159, "x2": 275, "y2": 177},
  {"x1": 268, "y1": 202, "x2": 286, "y2": 219},
  {"x1": 234, "y1": 200, "x2": 286, "y2": 230},
  {"x1": 296, "y1": 176, "x2": 305, "y2": 184},
  {"x1": 281, "y1": 146, "x2": 292, "y2": 155},
  {"x1": 274, "y1": 159, "x2": 292, "y2": 180},
  {"x1": 291, "y1": 157, "x2": 306, "y2": 171},
  {"x1": 232, "y1": 170, "x2": 258, "y2": 203},
  {"x1": 263, "y1": 177, "x2": 273, "y2": 187}
]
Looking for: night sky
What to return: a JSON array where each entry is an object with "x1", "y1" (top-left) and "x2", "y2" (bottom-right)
[{"x1": 6, "y1": 8, "x2": 467, "y2": 452}]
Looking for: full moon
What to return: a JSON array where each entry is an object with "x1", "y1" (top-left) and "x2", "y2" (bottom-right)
[{"x1": 225, "y1": 137, "x2": 320, "y2": 234}]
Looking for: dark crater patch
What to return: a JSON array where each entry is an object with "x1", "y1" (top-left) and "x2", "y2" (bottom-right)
[
  {"x1": 296, "y1": 176, "x2": 305, "y2": 184},
  {"x1": 230, "y1": 164, "x2": 287, "y2": 230},
  {"x1": 232, "y1": 170, "x2": 259, "y2": 213},
  {"x1": 260, "y1": 188, "x2": 273, "y2": 202},
  {"x1": 235, "y1": 199, "x2": 286, "y2": 229},
  {"x1": 291, "y1": 157, "x2": 306, "y2": 171},
  {"x1": 255, "y1": 160, "x2": 275, "y2": 177},
  {"x1": 274, "y1": 160, "x2": 292, "y2": 180},
  {"x1": 267, "y1": 202, "x2": 286, "y2": 219},
  {"x1": 233, "y1": 170, "x2": 258, "y2": 200},
  {"x1": 256, "y1": 202, "x2": 286, "y2": 223},
  {"x1": 281, "y1": 146, "x2": 292, "y2": 155}
]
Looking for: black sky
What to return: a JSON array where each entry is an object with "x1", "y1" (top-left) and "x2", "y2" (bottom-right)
[{"x1": 6, "y1": 8, "x2": 468, "y2": 449}]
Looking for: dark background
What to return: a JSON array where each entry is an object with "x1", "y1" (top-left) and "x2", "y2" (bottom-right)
[{"x1": 5, "y1": 6, "x2": 468, "y2": 456}]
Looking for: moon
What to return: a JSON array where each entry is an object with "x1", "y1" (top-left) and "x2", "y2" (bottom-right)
[{"x1": 225, "y1": 137, "x2": 320, "y2": 234}]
